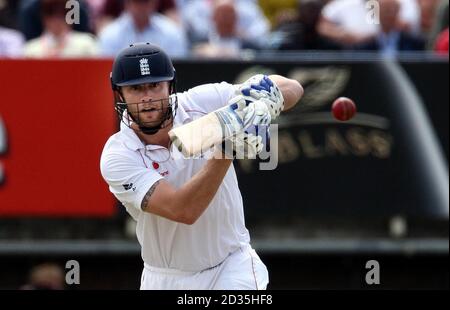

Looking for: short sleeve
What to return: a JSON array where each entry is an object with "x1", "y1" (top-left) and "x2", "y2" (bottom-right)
[
  {"x1": 179, "y1": 82, "x2": 237, "y2": 114},
  {"x1": 100, "y1": 151, "x2": 163, "y2": 212}
]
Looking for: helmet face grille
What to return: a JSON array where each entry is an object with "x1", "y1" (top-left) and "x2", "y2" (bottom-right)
[{"x1": 114, "y1": 92, "x2": 178, "y2": 135}]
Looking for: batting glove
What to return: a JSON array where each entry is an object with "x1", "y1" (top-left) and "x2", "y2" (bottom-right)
[
  {"x1": 237, "y1": 74, "x2": 285, "y2": 120},
  {"x1": 229, "y1": 95, "x2": 272, "y2": 130},
  {"x1": 221, "y1": 131, "x2": 265, "y2": 159},
  {"x1": 216, "y1": 96, "x2": 271, "y2": 159}
]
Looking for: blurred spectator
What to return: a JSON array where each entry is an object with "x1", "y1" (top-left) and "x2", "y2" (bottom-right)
[
  {"x1": 317, "y1": 0, "x2": 421, "y2": 48},
  {"x1": 258, "y1": 0, "x2": 298, "y2": 29},
  {"x1": 268, "y1": 0, "x2": 340, "y2": 50},
  {"x1": 0, "y1": 0, "x2": 20, "y2": 29},
  {"x1": 20, "y1": 263, "x2": 65, "y2": 290},
  {"x1": 24, "y1": 0, "x2": 98, "y2": 58},
  {"x1": 429, "y1": 0, "x2": 449, "y2": 49},
  {"x1": 156, "y1": 0, "x2": 180, "y2": 25},
  {"x1": 87, "y1": 0, "x2": 109, "y2": 31},
  {"x1": 397, "y1": 0, "x2": 421, "y2": 34},
  {"x1": 432, "y1": 0, "x2": 449, "y2": 33},
  {"x1": 434, "y1": 27, "x2": 449, "y2": 53},
  {"x1": 318, "y1": 0, "x2": 379, "y2": 47},
  {"x1": 99, "y1": 0, "x2": 187, "y2": 57},
  {"x1": 88, "y1": 0, "x2": 180, "y2": 34},
  {"x1": 0, "y1": 26, "x2": 25, "y2": 57},
  {"x1": 437, "y1": 0, "x2": 449, "y2": 29},
  {"x1": 0, "y1": 0, "x2": 24, "y2": 57},
  {"x1": 183, "y1": 0, "x2": 270, "y2": 49},
  {"x1": 87, "y1": 0, "x2": 124, "y2": 33},
  {"x1": 355, "y1": 0, "x2": 425, "y2": 56},
  {"x1": 418, "y1": 0, "x2": 440, "y2": 35},
  {"x1": 86, "y1": 0, "x2": 123, "y2": 34},
  {"x1": 192, "y1": 0, "x2": 260, "y2": 58},
  {"x1": 19, "y1": 0, "x2": 92, "y2": 41},
  {"x1": 174, "y1": 0, "x2": 191, "y2": 11}
]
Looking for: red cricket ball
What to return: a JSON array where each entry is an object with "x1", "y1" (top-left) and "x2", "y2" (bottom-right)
[{"x1": 332, "y1": 97, "x2": 357, "y2": 121}]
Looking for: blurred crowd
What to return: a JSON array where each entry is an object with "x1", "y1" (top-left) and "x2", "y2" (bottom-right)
[
  {"x1": 19, "y1": 262, "x2": 65, "y2": 290},
  {"x1": 0, "y1": 0, "x2": 448, "y2": 58}
]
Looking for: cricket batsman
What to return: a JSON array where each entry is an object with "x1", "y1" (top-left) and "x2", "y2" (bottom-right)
[{"x1": 100, "y1": 43, "x2": 303, "y2": 289}]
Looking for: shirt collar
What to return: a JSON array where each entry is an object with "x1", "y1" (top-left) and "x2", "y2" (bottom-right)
[{"x1": 120, "y1": 121, "x2": 145, "y2": 151}]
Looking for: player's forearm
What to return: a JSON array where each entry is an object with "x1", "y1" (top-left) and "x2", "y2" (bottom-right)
[
  {"x1": 174, "y1": 155, "x2": 232, "y2": 224},
  {"x1": 269, "y1": 75, "x2": 303, "y2": 111}
]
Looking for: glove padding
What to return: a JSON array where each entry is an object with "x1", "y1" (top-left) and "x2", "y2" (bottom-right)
[
  {"x1": 237, "y1": 74, "x2": 284, "y2": 120},
  {"x1": 221, "y1": 131, "x2": 264, "y2": 159},
  {"x1": 217, "y1": 96, "x2": 271, "y2": 159},
  {"x1": 229, "y1": 95, "x2": 271, "y2": 131}
]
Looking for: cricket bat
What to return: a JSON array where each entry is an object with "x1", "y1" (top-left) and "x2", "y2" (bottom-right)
[{"x1": 169, "y1": 104, "x2": 246, "y2": 157}]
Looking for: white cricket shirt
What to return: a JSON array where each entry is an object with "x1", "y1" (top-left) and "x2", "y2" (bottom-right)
[{"x1": 100, "y1": 82, "x2": 251, "y2": 272}]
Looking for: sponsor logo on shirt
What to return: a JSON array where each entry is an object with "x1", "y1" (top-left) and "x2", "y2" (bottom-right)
[{"x1": 122, "y1": 183, "x2": 136, "y2": 191}]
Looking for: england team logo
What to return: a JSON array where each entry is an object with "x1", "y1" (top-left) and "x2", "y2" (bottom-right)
[{"x1": 140, "y1": 58, "x2": 150, "y2": 76}]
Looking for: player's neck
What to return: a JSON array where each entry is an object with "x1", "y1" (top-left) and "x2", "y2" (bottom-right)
[{"x1": 138, "y1": 124, "x2": 172, "y2": 149}]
